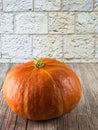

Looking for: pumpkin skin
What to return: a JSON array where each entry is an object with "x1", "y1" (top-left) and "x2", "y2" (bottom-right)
[{"x1": 2, "y1": 58, "x2": 82, "y2": 120}]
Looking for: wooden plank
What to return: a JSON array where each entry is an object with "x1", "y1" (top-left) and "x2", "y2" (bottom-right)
[
  {"x1": 87, "y1": 64, "x2": 98, "y2": 99},
  {"x1": 14, "y1": 116, "x2": 27, "y2": 130},
  {"x1": 0, "y1": 63, "x2": 11, "y2": 129},
  {"x1": 0, "y1": 64, "x2": 19, "y2": 130},
  {"x1": 67, "y1": 112, "x2": 79, "y2": 130},
  {"x1": 0, "y1": 63, "x2": 10, "y2": 90},
  {"x1": 69, "y1": 64, "x2": 94, "y2": 130},
  {"x1": 81, "y1": 64, "x2": 98, "y2": 130},
  {"x1": 81, "y1": 64, "x2": 98, "y2": 110},
  {"x1": 70, "y1": 64, "x2": 91, "y2": 114},
  {"x1": 0, "y1": 108, "x2": 17, "y2": 130},
  {"x1": 27, "y1": 119, "x2": 57, "y2": 130},
  {"x1": 74, "y1": 64, "x2": 97, "y2": 130},
  {"x1": 77, "y1": 114, "x2": 89, "y2": 130},
  {"x1": 57, "y1": 115, "x2": 68, "y2": 130},
  {"x1": 0, "y1": 91, "x2": 8, "y2": 129}
]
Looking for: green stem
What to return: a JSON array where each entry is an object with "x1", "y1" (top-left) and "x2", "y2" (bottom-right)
[{"x1": 34, "y1": 59, "x2": 45, "y2": 69}]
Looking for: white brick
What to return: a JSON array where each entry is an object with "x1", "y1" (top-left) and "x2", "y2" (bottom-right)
[
  {"x1": 11, "y1": 58, "x2": 32, "y2": 63},
  {"x1": 1, "y1": 35, "x2": 33, "y2": 58},
  {"x1": 33, "y1": 35, "x2": 63, "y2": 58},
  {"x1": 0, "y1": 36, "x2": 1, "y2": 58},
  {"x1": 0, "y1": 59, "x2": 10, "y2": 63},
  {"x1": 3, "y1": 0, "x2": 33, "y2": 11},
  {"x1": 0, "y1": 13, "x2": 13, "y2": 33},
  {"x1": 49, "y1": 12, "x2": 74, "y2": 34},
  {"x1": 62, "y1": 0, "x2": 93, "y2": 11},
  {"x1": 0, "y1": 0, "x2": 2, "y2": 10},
  {"x1": 94, "y1": 0, "x2": 98, "y2": 10},
  {"x1": 63, "y1": 58, "x2": 98, "y2": 63},
  {"x1": 15, "y1": 12, "x2": 48, "y2": 34},
  {"x1": 34, "y1": 0, "x2": 61, "y2": 11},
  {"x1": 95, "y1": 36, "x2": 98, "y2": 58},
  {"x1": 63, "y1": 35, "x2": 94, "y2": 58},
  {"x1": 76, "y1": 12, "x2": 98, "y2": 33}
]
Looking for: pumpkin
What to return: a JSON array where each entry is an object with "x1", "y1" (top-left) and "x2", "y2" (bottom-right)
[{"x1": 2, "y1": 58, "x2": 82, "y2": 120}]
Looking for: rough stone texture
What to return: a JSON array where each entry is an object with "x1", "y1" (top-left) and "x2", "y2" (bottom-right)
[
  {"x1": 95, "y1": 35, "x2": 98, "y2": 58},
  {"x1": 0, "y1": 13, "x2": 13, "y2": 33},
  {"x1": 1, "y1": 35, "x2": 33, "y2": 58},
  {"x1": 33, "y1": 35, "x2": 63, "y2": 58},
  {"x1": 15, "y1": 12, "x2": 48, "y2": 34},
  {"x1": 3, "y1": 0, "x2": 33, "y2": 11},
  {"x1": 34, "y1": 0, "x2": 61, "y2": 11},
  {"x1": 0, "y1": 36, "x2": 1, "y2": 58},
  {"x1": 10, "y1": 58, "x2": 32, "y2": 63},
  {"x1": 76, "y1": 12, "x2": 98, "y2": 33},
  {"x1": 94, "y1": 0, "x2": 98, "y2": 10},
  {"x1": 62, "y1": 0, "x2": 93, "y2": 11},
  {"x1": 63, "y1": 35, "x2": 94, "y2": 58},
  {"x1": 0, "y1": 0, "x2": 97, "y2": 63},
  {"x1": 63, "y1": 58, "x2": 98, "y2": 63},
  {"x1": 49, "y1": 12, "x2": 74, "y2": 34},
  {"x1": 0, "y1": 0, "x2": 2, "y2": 10},
  {"x1": 0, "y1": 59, "x2": 10, "y2": 63}
]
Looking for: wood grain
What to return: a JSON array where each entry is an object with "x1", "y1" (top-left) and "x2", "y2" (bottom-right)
[{"x1": 0, "y1": 63, "x2": 98, "y2": 130}]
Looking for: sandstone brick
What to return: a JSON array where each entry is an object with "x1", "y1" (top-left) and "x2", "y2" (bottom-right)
[
  {"x1": 95, "y1": 36, "x2": 98, "y2": 58},
  {"x1": 63, "y1": 58, "x2": 98, "y2": 63},
  {"x1": 1, "y1": 35, "x2": 33, "y2": 58},
  {"x1": 3, "y1": 0, "x2": 33, "y2": 11},
  {"x1": 49, "y1": 12, "x2": 74, "y2": 34},
  {"x1": 34, "y1": 0, "x2": 61, "y2": 11},
  {"x1": 0, "y1": 36, "x2": 1, "y2": 58},
  {"x1": 62, "y1": 0, "x2": 93, "y2": 11},
  {"x1": 94, "y1": 0, "x2": 98, "y2": 10},
  {"x1": 76, "y1": 12, "x2": 98, "y2": 33},
  {"x1": 0, "y1": 13, "x2": 13, "y2": 33},
  {"x1": 33, "y1": 35, "x2": 63, "y2": 58},
  {"x1": 63, "y1": 35, "x2": 94, "y2": 58},
  {"x1": 0, "y1": 59, "x2": 10, "y2": 63},
  {"x1": 11, "y1": 58, "x2": 32, "y2": 63},
  {"x1": 0, "y1": 0, "x2": 2, "y2": 10},
  {"x1": 15, "y1": 12, "x2": 48, "y2": 34}
]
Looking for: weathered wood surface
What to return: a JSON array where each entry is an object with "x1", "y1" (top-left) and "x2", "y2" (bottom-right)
[{"x1": 0, "y1": 63, "x2": 98, "y2": 130}]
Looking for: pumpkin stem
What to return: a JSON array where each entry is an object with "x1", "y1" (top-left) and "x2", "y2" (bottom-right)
[{"x1": 34, "y1": 59, "x2": 45, "y2": 69}]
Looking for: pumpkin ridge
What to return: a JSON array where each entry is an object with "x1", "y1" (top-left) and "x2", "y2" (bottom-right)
[
  {"x1": 43, "y1": 67, "x2": 81, "y2": 114},
  {"x1": 42, "y1": 68, "x2": 64, "y2": 115},
  {"x1": 22, "y1": 68, "x2": 35, "y2": 119},
  {"x1": 66, "y1": 77, "x2": 81, "y2": 109}
]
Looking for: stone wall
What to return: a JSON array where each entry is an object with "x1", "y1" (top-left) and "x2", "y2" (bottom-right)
[{"x1": 0, "y1": 0, "x2": 98, "y2": 63}]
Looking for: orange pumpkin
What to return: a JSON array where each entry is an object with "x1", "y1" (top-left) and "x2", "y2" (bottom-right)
[{"x1": 3, "y1": 58, "x2": 82, "y2": 120}]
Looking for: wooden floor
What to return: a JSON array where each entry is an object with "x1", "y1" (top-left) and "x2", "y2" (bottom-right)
[{"x1": 0, "y1": 63, "x2": 98, "y2": 130}]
